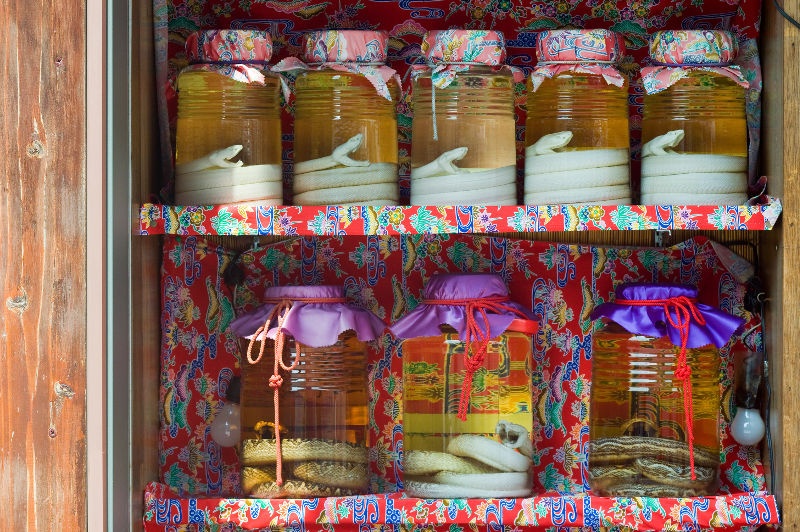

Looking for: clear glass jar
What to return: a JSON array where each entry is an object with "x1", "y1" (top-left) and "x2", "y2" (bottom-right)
[
  {"x1": 231, "y1": 285, "x2": 385, "y2": 498},
  {"x1": 410, "y1": 30, "x2": 517, "y2": 206},
  {"x1": 640, "y1": 30, "x2": 748, "y2": 205},
  {"x1": 588, "y1": 284, "x2": 744, "y2": 498},
  {"x1": 291, "y1": 30, "x2": 399, "y2": 206},
  {"x1": 239, "y1": 332, "x2": 369, "y2": 498},
  {"x1": 175, "y1": 30, "x2": 283, "y2": 206},
  {"x1": 391, "y1": 273, "x2": 537, "y2": 498},
  {"x1": 524, "y1": 29, "x2": 630, "y2": 206}
]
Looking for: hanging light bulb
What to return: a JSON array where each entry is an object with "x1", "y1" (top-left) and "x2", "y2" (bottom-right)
[
  {"x1": 210, "y1": 376, "x2": 241, "y2": 447},
  {"x1": 730, "y1": 351, "x2": 765, "y2": 446},
  {"x1": 731, "y1": 407, "x2": 765, "y2": 446}
]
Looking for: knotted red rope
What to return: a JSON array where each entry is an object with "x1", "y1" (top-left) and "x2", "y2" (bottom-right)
[
  {"x1": 246, "y1": 296, "x2": 346, "y2": 485},
  {"x1": 423, "y1": 296, "x2": 529, "y2": 421},
  {"x1": 616, "y1": 295, "x2": 706, "y2": 480}
]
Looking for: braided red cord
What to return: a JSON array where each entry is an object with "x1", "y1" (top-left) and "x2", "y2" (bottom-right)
[
  {"x1": 245, "y1": 296, "x2": 343, "y2": 485},
  {"x1": 424, "y1": 296, "x2": 529, "y2": 421},
  {"x1": 616, "y1": 295, "x2": 707, "y2": 480}
]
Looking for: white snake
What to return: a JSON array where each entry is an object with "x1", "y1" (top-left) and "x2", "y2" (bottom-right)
[
  {"x1": 293, "y1": 134, "x2": 398, "y2": 205},
  {"x1": 403, "y1": 420, "x2": 534, "y2": 498},
  {"x1": 523, "y1": 131, "x2": 630, "y2": 206},
  {"x1": 174, "y1": 144, "x2": 282, "y2": 205},
  {"x1": 640, "y1": 129, "x2": 748, "y2": 205},
  {"x1": 411, "y1": 147, "x2": 517, "y2": 206}
]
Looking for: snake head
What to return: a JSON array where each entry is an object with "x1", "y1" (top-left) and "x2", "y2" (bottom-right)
[
  {"x1": 210, "y1": 144, "x2": 245, "y2": 168},
  {"x1": 530, "y1": 131, "x2": 573, "y2": 155},
  {"x1": 496, "y1": 420, "x2": 529, "y2": 449}
]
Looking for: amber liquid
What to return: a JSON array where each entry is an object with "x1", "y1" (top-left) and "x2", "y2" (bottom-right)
[
  {"x1": 402, "y1": 331, "x2": 533, "y2": 453},
  {"x1": 411, "y1": 67, "x2": 516, "y2": 170},
  {"x1": 175, "y1": 70, "x2": 282, "y2": 166},
  {"x1": 293, "y1": 70, "x2": 399, "y2": 165},
  {"x1": 526, "y1": 73, "x2": 630, "y2": 150},
  {"x1": 240, "y1": 333, "x2": 368, "y2": 447},
  {"x1": 589, "y1": 322, "x2": 720, "y2": 495},
  {"x1": 641, "y1": 72, "x2": 746, "y2": 156}
]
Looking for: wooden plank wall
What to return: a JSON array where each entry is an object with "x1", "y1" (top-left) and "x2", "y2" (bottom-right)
[{"x1": 0, "y1": 0, "x2": 87, "y2": 529}]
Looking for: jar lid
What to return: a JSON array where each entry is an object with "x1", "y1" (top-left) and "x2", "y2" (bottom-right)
[
  {"x1": 185, "y1": 29, "x2": 273, "y2": 64},
  {"x1": 390, "y1": 273, "x2": 536, "y2": 341},
  {"x1": 649, "y1": 30, "x2": 738, "y2": 65},
  {"x1": 536, "y1": 29, "x2": 624, "y2": 63},
  {"x1": 422, "y1": 29, "x2": 507, "y2": 65},
  {"x1": 591, "y1": 283, "x2": 744, "y2": 348},
  {"x1": 301, "y1": 30, "x2": 389, "y2": 64},
  {"x1": 229, "y1": 284, "x2": 386, "y2": 347}
]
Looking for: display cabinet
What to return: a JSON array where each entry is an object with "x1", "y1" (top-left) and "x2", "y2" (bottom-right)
[{"x1": 19, "y1": 0, "x2": 795, "y2": 530}]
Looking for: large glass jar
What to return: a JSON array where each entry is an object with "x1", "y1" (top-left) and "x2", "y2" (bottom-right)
[
  {"x1": 391, "y1": 274, "x2": 538, "y2": 498},
  {"x1": 640, "y1": 30, "x2": 749, "y2": 205},
  {"x1": 525, "y1": 29, "x2": 630, "y2": 206},
  {"x1": 287, "y1": 30, "x2": 400, "y2": 206},
  {"x1": 175, "y1": 30, "x2": 283, "y2": 206},
  {"x1": 588, "y1": 284, "x2": 744, "y2": 497},
  {"x1": 410, "y1": 30, "x2": 517, "y2": 206},
  {"x1": 230, "y1": 285, "x2": 386, "y2": 498}
]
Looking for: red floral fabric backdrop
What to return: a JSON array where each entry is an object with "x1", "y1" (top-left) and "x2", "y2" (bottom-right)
[
  {"x1": 152, "y1": 0, "x2": 765, "y2": 200},
  {"x1": 159, "y1": 234, "x2": 769, "y2": 499}
]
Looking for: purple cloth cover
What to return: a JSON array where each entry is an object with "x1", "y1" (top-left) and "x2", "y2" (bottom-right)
[
  {"x1": 390, "y1": 273, "x2": 534, "y2": 341},
  {"x1": 229, "y1": 285, "x2": 386, "y2": 347},
  {"x1": 591, "y1": 283, "x2": 744, "y2": 348}
]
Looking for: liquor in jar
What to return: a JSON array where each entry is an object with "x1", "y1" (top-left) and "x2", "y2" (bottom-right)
[
  {"x1": 524, "y1": 29, "x2": 630, "y2": 206},
  {"x1": 410, "y1": 30, "x2": 517, "y2": 206},
  {"x1": 391, "y1": 273, "x2": 538, "y2": 498},
  {"x1": 230, "y1": 285, "x2": 386, "y2": 498},
  {"x1": 640, "y1": 30, "x2": 749, "y2": 205},
  {"x1": 588, "y1": 283, "x2": 745, "y2": 497},
  {"x1": 175, "y1": 29, "x2": 283, "y2": 206},
  {"x1": 288, "y1": 30, "x2": 400, "y2": 206}
]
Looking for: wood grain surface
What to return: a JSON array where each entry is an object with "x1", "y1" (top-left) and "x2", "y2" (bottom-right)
[{"x1": 0, "y1": 0, "x2": 87, "y2": 529}]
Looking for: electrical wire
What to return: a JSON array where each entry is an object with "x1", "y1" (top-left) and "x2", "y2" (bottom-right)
[
  {"x1": 759, "y1": 294, "x2": 777, "y2": 493},
  {"x1": 774, "y1": 0, "x2": 800, "y2": 30}
]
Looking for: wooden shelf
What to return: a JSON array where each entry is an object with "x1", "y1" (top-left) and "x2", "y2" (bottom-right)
[
  {"x1": 143, "y1": 482, "x2": 779, "y2": 530},
  {"x1": 138, "y1": 198, "x2": 782, "y2": 236}
]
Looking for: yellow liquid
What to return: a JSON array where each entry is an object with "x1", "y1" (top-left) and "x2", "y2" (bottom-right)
[
  {"x1": 590, "y1": 323, "x2": 720, "y2": 447},
  {"x1": 240, "y1": 333, "x2": 368, "y2": 447},
  {"x1": 589, "y1": 322, "x2": 720, "y2": 495},
  {"x1": 526, "y1": 73, "x2": 630, "y2": 150},
  {"x1": 642, "y1": 72, "x2": 746, "y2": 156},
  {"x1": 402, "y1": 330, "x2": 534, "y2": 454},
  {"x1": 411, "y1": 67, "x2": 516, "y2": 170},
  {"x1": 175, "y1": 70, "x2": 282, "y2": 166},
  {"x1": 293, "y1": 70, "x2": 399, "y2": 165}
]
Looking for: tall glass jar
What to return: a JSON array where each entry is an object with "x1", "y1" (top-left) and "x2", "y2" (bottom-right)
[
  {"x1": 285, "y1": 30, "x2": 400, "y2": 206},
  {"x1": 640, "y1": 30, "x2": 749, "y2": 205},
  {"x1": 588, "y1": 284, "x2": 744, "y2": 497},
  {"x1": 230, "y1": 285, "x2": 386, "y2": 498},
  {"x1": 390, "y1": 274, "x2": 538, "y2": 498},
  {"x1": 175, "y1": 30, "x2": 283, "y2": 206},
  {"x1": 525, "y1": 29, "x2": 630, "y2": 206},
  {"x1": 410, "y1": 30, "x2": 517, "y2": 206}
]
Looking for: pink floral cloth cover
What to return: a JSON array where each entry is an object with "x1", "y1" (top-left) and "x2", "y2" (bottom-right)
[
  {"x1": 412, "y1": 29, "x2": 523, "y2": 88},
  {"x1": 640, "y1": 30, "x2": 749, "y2": 94},
  {"x1": 180, "y1": 29, "x2": 273, "y2": 85},
  {"x1": 274, "y1": 30, "x2": 400, "y2": 100},
  {"x1": 530, "y1": 29, "x2": 627, "y2": 91}
]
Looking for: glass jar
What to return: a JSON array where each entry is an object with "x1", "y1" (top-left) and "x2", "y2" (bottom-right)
[
  {"x1": 640, "y1": 30, "x2": 749, "y2": 205},
  {"x1": 410, "y1": 30, "x2": 517, "y2": 206},
  {"x1": 524, "y1": 29, "x2": 630, "y2": 206},
  {"x1": 230, "y1": 285, "x2": 386, "y2": 498},
  {"x1": 289, "y1": 30, "x2": 400, "y2": 206},
  {"x1": 175, "y1": 30, "x2": 283, "y2": 206},
  {"x1": 391, "y1": 274, "x2": 538, "y2": 498},
  {"x1": 588, "y1": 284, "x2": 745, "y2": 497}
]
